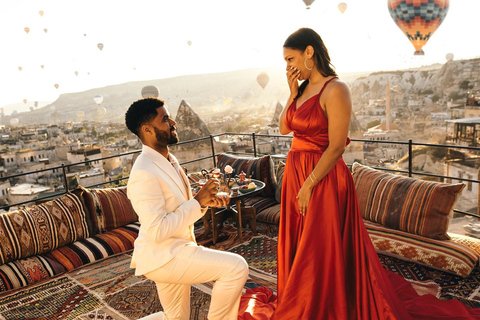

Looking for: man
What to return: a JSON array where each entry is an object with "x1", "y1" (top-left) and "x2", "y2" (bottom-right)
[{"x1": 125, "y1": 98, "x2": 248, "y2": 320}]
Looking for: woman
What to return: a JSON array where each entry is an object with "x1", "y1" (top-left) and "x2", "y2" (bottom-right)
[{"x1": 272, "y1": 27, "x2": 480, "y2": 319}]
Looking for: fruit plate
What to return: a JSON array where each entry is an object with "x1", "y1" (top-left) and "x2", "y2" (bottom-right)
[{"x1": 239, "y1": 187, "x2": 256, "y2": 194}]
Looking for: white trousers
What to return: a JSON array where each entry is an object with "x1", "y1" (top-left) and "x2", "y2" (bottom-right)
[{"x1": 143, "y1": 245, "x2": 248, "y2": 320}]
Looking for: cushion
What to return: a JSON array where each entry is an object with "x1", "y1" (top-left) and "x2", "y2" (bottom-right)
[
  {"x1": 0, "y1": 193, "x2": 89, "y2": 265},
  {"x1": 187, "y1": 171, "x2": 205, "y2": 185},
  {"x1": 364, "y1": 220, "x2": 480, "y2": 278},
  {"x1": 0, "y1": 222, "x2": 139, "y2": 292},
  {"x1": 256, "y1": 204, "x2": 281, "y2": 225},
  {"x1": 275, "y1": 162, "x2": 285, "y2": 204},
  {"x1": 216, "y1": 154, "x2": 277, "y2": 198},
  {"x1": 351, "y1": 162, "x2": 465, "y2": 240},
  {"x1": 45, "y1": 222, "x2": 139, "y2": 271},
  {"x1": 0, "y1": 255, "x2": 66, "y2": 292},
  {"x1": 243, "y1": 196, "x2": 278, "y2": 214},
  {"x1": 77, "y1": 186, "x2": 138, "y2": 234}
]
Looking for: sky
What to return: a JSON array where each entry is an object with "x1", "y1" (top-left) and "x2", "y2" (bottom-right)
[{"x1": 0, "y1": 0, "x2": 478, "y2": 111}]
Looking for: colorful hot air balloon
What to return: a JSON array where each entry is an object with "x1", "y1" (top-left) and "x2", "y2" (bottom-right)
[
  {"x1": 97, "y1": 43, "x2": 104, "y2": 51},
  {"x1": 303, "y1": 0, "x2": 315, "y2": 9},
  {"x1": 18, "y1": 66, "x2": 22, "y2": 71},
  {"x1": 93, "y1": 95, "x2": 103, "y2": 105},
  {"x1": 141, "y1": 85, "x2": 159, "y2": 98},
  {"x1": 23, "y1": 99, "x2": 27, "y2": 104},
  {"x1": 257, "y1": 72, "x2": 269, "y2": 89},
  {"x1": 388, "y1": 0, "x2": 449, "y2": 55},
  {"x1": 74, "y1": 71, "x2": 78, "y2": 76},
  {"x1": 39, "y1": 10, "x2": 44, "y2": 16},
  {"x1": 338, "y1": 2, "x2": 347, "y2": 14},
  {"x1": 54, "y1": 83, "x2": 59, "y2": 89},
  {"x1": 44, "y1": 28, "x2": 48, "y2": 33},
  {"x1": 40, "y1": 65, "x2": 44, "y2": 69},
  {"x1": 24, "y1": 27, "x2": 30, "y2": 34},
  {"x1": 446, "y1": 52, "x2": 454, "y2": 61},
  {"x1": 187, "y1": 41, "x2": 192, "y2": 46}
]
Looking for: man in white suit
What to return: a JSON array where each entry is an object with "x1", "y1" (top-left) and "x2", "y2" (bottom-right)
[{"x1": 125, "y1": 98, "x2": 248, "y2": 320}]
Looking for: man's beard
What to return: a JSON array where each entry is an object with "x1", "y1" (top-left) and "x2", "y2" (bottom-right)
[{"x1": 154, "y1": 126, "x2": 178, "y2": 145}]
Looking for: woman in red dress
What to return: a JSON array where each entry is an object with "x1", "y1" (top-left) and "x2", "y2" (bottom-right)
[{"x1": 270, "y1": 27, "x2": 480, "y2": 319}]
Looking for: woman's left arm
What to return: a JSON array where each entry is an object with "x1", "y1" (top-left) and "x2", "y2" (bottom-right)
[{"x1": 296, "y1": 81, "x2": 352, "y2": 215}]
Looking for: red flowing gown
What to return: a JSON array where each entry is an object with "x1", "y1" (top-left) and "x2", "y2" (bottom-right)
[{"x1": 269, "y1": 77, "x2": 480, "y2": 319}]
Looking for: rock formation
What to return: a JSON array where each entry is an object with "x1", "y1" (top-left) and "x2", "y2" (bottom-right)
[{"x1": 174, "y1": 100, "x2": 211, "y2": 143}]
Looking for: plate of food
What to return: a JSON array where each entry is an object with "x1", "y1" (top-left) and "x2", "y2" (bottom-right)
[{"x1": 239, "y1": 182, "x2": 257, "y2": 194}]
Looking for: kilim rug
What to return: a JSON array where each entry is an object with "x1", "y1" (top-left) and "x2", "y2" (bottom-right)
[{"x1": 1, "y1": 232, "x2": 479, "y2": 319}]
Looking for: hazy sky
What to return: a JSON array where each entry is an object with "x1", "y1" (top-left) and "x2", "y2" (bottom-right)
[{"x1": 0, "y1": 0, "x2": 478, "y2": 109}]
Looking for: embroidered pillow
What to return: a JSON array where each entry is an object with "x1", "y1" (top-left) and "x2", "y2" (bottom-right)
[
  {"x1": 0, "y1": 193, "x2": 89, "y2": 265},
  {"x1": 216, "y1": 154, "x2": 277, "y2": 198},
  {"x1": 351, "y1": 162, "x2": 465, "y2": 240},
  {"x1": 78, "y1": 186, "x2": 138, "y2": 234}
]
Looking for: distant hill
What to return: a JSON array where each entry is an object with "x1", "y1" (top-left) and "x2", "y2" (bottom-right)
[{"x1": 0, "y1": 67, "x2": 387, "y2": 126}]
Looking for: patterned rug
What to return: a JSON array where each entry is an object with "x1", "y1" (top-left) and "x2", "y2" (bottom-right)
[{"x1": 1, "y1": 232, "x2": 479, "y2": 319}]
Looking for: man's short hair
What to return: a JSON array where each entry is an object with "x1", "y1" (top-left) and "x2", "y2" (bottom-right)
[{"x1": 125, "y1": 98, "x2": 165, "y2": 138}]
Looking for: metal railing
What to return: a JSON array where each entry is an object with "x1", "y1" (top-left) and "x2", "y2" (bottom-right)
[{"x1": 1, "y1": 133, "x2": 479, "y2": 219}]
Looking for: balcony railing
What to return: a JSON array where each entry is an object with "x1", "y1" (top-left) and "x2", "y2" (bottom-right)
[{"x1": 1, "y1": 133, "x2": 479, "y2": 220}]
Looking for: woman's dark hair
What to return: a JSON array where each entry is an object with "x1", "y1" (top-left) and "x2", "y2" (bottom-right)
[
  {"x1": 284, "y1": 28, "x2": 337, "y2": 99},
  {"x1": 125, "y1": 97, "x2": 164, "y2": 137}
]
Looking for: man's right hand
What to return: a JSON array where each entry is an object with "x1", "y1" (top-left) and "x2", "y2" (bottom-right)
[{"x1": 194, "y1": 179, "x2": 228, "y2": 209}]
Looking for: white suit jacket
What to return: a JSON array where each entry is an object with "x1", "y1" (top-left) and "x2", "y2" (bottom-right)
[{"x1": 127, "y1": 145, "x2": 204, "y2": 276}]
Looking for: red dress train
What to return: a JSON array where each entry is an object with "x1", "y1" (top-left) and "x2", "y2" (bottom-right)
[{"x1": 239, "y1": 77, "x2": 480, "y2": 319}]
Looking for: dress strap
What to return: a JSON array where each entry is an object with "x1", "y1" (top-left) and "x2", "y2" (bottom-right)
[{"x1": 318, "y1": 76, "x2": 338, "y2": 97}]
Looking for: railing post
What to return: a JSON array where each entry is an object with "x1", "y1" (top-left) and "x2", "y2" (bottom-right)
[
  {"x1": 252, "y1": 132, "x2": 257, "y2": 157},
  {"x1": 210, "y1": 135, "x2": 217, "y2": 168},
  {"x1": 61, "y1": 163, "x2": 69, "y2": 193},
  {"x1": 408, "y1": 139, "x2": 413, "y2": 177}
]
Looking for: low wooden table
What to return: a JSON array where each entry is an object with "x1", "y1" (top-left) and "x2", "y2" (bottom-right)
[{"x1": 202, "y1": 179, "x2": 265, "y2": 243}]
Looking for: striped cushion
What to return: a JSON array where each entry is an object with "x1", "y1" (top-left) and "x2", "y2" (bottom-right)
[
  {"x1": 216, "y1": 154, "x2": 277, "y2": 198},
  {"x1": 243, "y1": 196, "x2": 278, "y2": 213},
  {"x1": 275, "y1": 162, "x2": 285, "y2": 204},
  {"x1": 352, "y1": 162, "x2": 465, "y2": 240},
  {"x1": 45, "y1": 222, "x2": 139, "y2": 271},
  {"x1": 0, "y1": 255, "x2": 66, "y2": 292},
  {"x1": 0, "y1": 193, "x2": 89, "y2": 265},
  {"x1": 256, "y1": 204, "x2": 281, "y2": 225},
  {"x1": 78, "y1": 186, "x2": 138, "y2": 234},
  {"x1": 0, "y1": 222, "x2": 140, "y2": 292},
  {"x1": 365, "y1": 220, "x2": 480, "y2": 277}
]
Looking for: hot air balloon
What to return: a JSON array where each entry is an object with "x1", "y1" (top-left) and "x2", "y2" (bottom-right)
[
  {"x1": 93, "y1": 95, "x2": 103, "y2": 105},
  {"x1": 97, "y1": 107, "x2": 107, "y2": 116},
  {"x1": 303, "y1": 0, "x2": 315, "y2": 9},
  {"x1": 40, "y1": 65, "x2": 44, "y2": 69},
  {"x1": 18, "y1": 67, "x2": 22, "y2": 71},
  {"x1": 76, "y1": 111, "x2": 85, "y2": 118},
  {"x1": 39, "y1": 10, "x2": 44, "y2": 16},
  {"x1": 257, "y1": 72, "x2": 269, "y2": 89},
  {"x1": 74, "y1": 71, "x2": 78, "y2": 76},
  {"x1": 34, "y1": 101, "x2": 38, "y2": 108},
  {"x1": 10, "y1": 118, "x2": 19, "y2": 125},
  {"x1": 97, "y1": 43, "x2": 104, "y2": 51},
  {"x1": 84, "y1": 33, "x2": 87, "y2": 37},
  {"x1": 54, "y1": 84, "x2": 59, "y2": 89},
  {"x1": 223, "y1": 98, "x2": 232, "y2": 107},
  {"x1": 44, "y1": 28, "x2": 48, "y2": 33},
  {"x1": 338, "y1": 2, "x2": 347, "y2": 14},
  {"x1": 141, "y1": 85, "x2": 159, "y2": 98},
  {"x1": 388, "y1": 0, "x2": 449, "y2": 55},
  {"x1": 23, "y1": 99, "x2": 27, "y2": 104},
  {"x1": 24, "y1": 27, "x2": 30, "y2": 34},
  {"x1": 446, "y1": 52, "x2": 454, "y2": 61}
]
